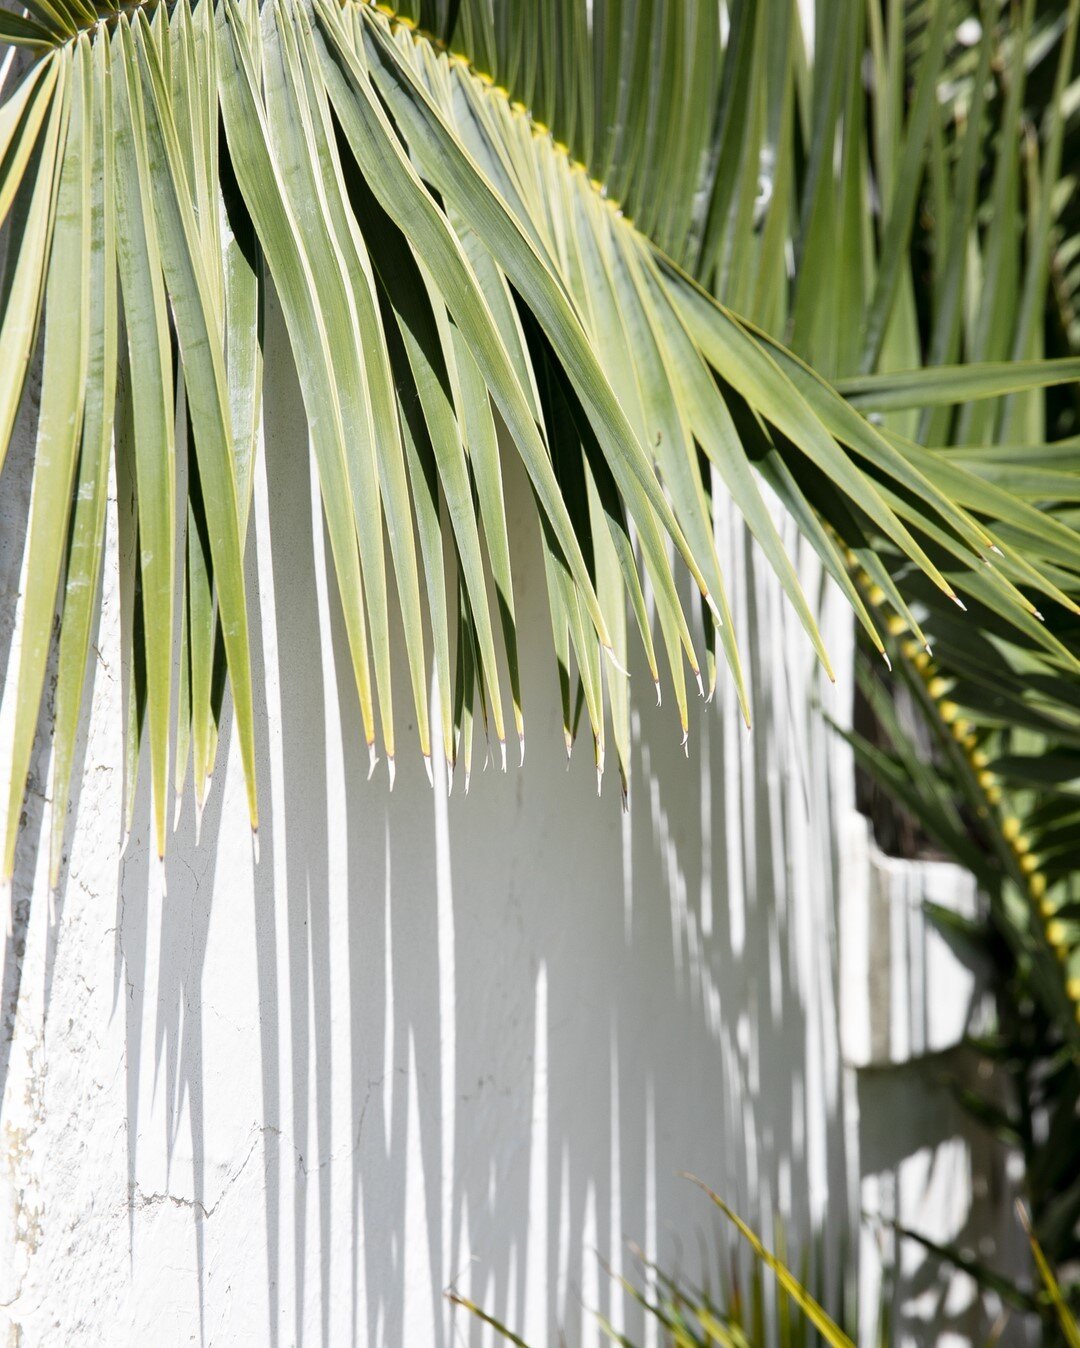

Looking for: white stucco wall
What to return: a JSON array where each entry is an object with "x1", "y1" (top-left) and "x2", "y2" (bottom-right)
[{"x1": 0, "y1": 296, "x2": 1019, "y2": 1346}]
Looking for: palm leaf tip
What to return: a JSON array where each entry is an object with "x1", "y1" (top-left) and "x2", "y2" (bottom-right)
[{"x1": 1, "y1": 0, "x2": 1077, "y2": 877}]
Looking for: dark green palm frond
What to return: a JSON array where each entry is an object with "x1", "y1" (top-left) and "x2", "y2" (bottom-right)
[
  {"x1": 842, "y1": 444, "x2": 1080, "y2": 1305},
  {"x1": 829, "y1": 0, "x2": 1080, "y2": 1043},
  {"x1": 827, "y1": 4, "x2": 1080, "y2": 1302},
  {"x1": 1, "y1": 0, "x2": 1078, "y2": 888},
  {"x1": 847, "y1": 566, "x2": 1080, "y2": 1029},
  {"x1": 838, "y1": 390, "x2": 1080, "y2": 1042}
]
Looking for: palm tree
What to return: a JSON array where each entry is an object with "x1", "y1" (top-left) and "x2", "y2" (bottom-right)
[{"x1": 0, "y1": 0, "x2": 1077, "y2": 899}]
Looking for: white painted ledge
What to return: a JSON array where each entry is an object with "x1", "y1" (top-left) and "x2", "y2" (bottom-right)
[
  {"x1": 839, "y1": 817, "x2": 1030, "y2": 1346},
  {"x1": 840, "y1": 811, "x2": 989, "y2": 1070}
]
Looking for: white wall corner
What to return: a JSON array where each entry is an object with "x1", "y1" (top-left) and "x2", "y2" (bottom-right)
[{"x1": 839, "y1": 809, "x2": 990, "y2": 1070}]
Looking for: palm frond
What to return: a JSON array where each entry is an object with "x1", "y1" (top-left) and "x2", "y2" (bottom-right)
[
  {"x1": 842, "y1": 440, "x2": 1080, "y2": 1293},
  {"x1": 1, "y1": 0, "x2": 1077, "y2": 885}
]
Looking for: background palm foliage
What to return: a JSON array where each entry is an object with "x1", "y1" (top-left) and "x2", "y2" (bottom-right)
[
  {"x1": 846, "y1": 562, "x2": 1080, "y2": 1324},
  {"x1": 454, "y1": 1184, "x2": 867, "y2": 1348},
  {"x1": 833, "y1": 2, "x2": 1080, "y2": 1319},
  {"x1": 458, "y1": 1188, "x2": 1080, "y2": 1346},
  {"x1": 2, "y1": 0, "x2": 1079, "y2": 899}
]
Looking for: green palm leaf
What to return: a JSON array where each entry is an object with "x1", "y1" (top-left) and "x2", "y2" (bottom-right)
[{"x1": 1, "y1": 0, "x2": 1077, "y2": 886}]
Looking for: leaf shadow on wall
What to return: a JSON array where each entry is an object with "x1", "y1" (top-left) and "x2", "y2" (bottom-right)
[{"x1": 108, "y1": 292, "x2": 856, "y2": 1348}]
